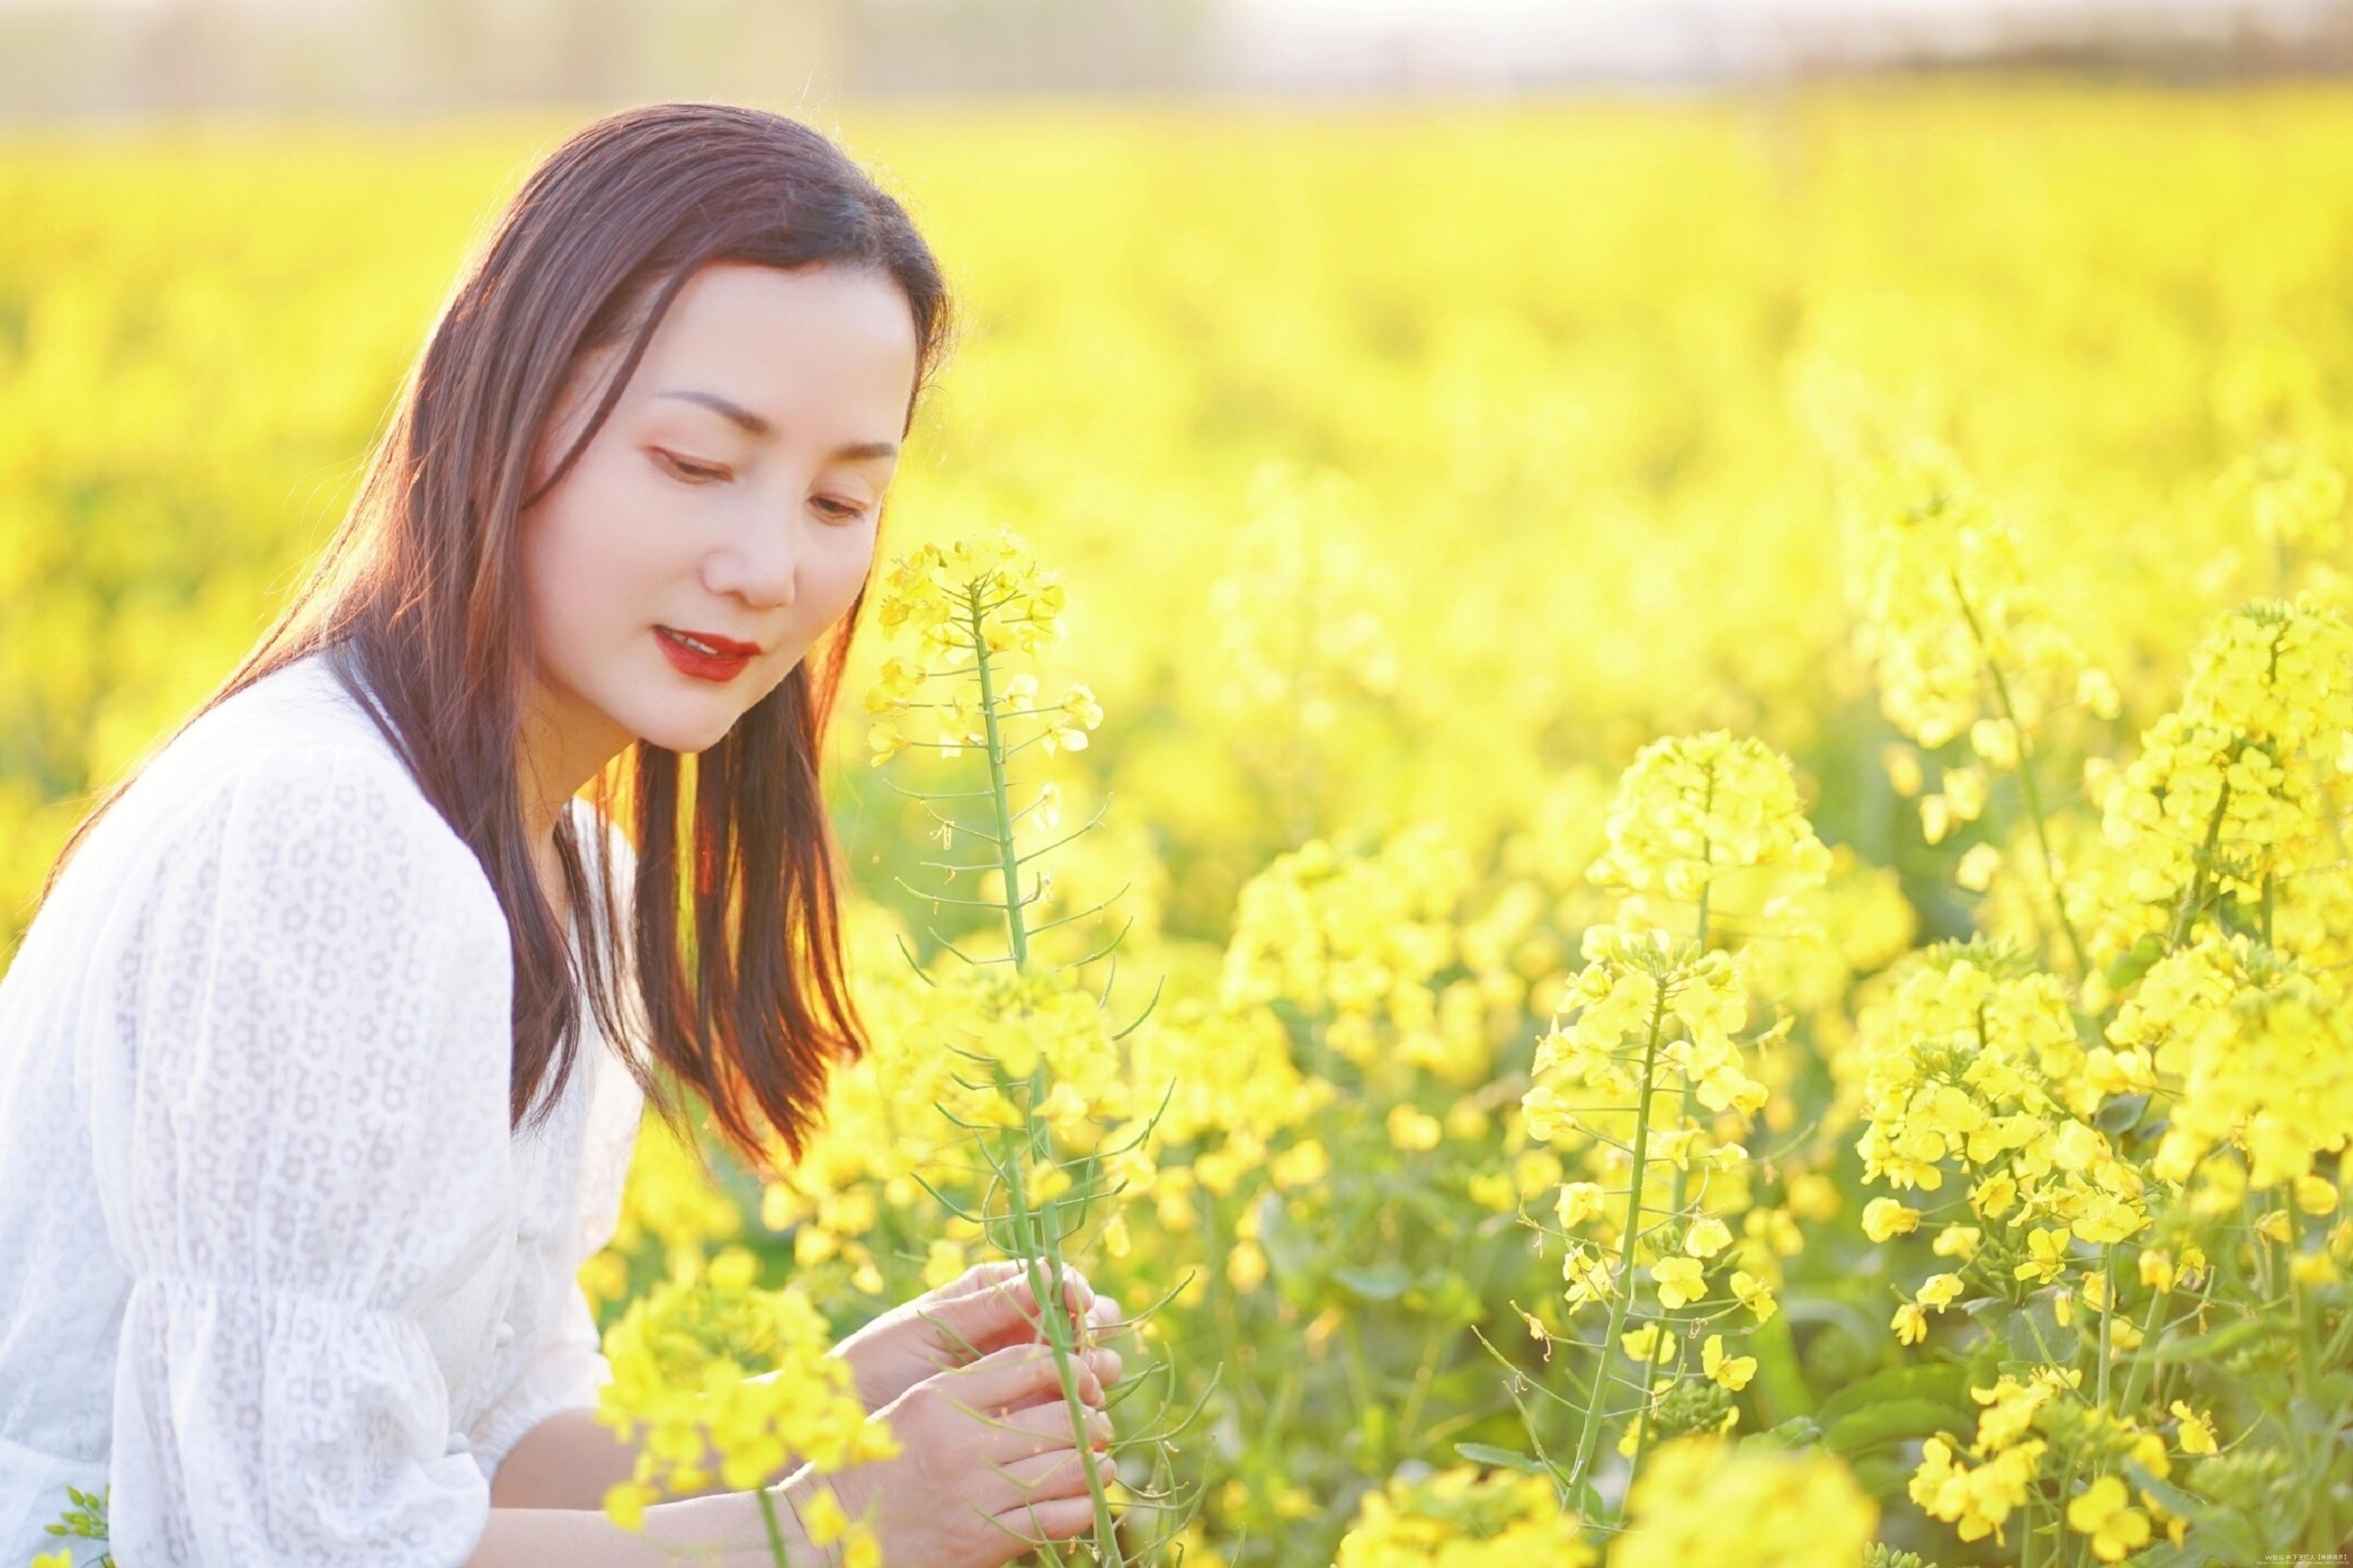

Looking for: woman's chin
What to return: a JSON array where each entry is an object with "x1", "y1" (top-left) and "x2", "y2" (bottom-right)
[{"x1": 620, "y1": 700, "x2": 742, "y2": 757}]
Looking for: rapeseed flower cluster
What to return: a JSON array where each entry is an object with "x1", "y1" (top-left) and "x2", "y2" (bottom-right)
[
  {"x1": 1202, "y1": 462, "x2": 1404, "y2": 840},
  {"x1": 2109, "y1": 932, "x2": 2352, "y2": 1194},
  {"x1": 1220, "y1": 827, "x2": 1493, "y2": 1082},
  {"x1": 1853, "y1": 942, "x2": 2152, "y2": 1347},
  {"x1": 863, "y1": 528, "x2": 1102, "y2": 767},
  {"x1": 857, "y1": 529, "x2": 1170, "y2": 1564},
  {"x1": 1525, "y1": 924, "x2": 1764, "y2": 1153},
  {"x1": 2094, "y1": 598, "x2": 2353, "y2": 937},
  {"x1": 1910, "y1": 1366, "x2": 2210, "y2": 1557},
  {"x1": 596, "y1": 1248, "x2": 894, "y2": 1563},
  {"x1": 759, "y1": 949, "x2": 1154, "y2": 1296},
  {"x1": 1331, "y1": 1467, "x2": 1594, "y2": 1568},
  {"x1": 2215, "y1": 439, "x2": 2346, "y2": 558},
  {"x1": 1834, "y1": 438, "x2": 2109, "y2": 753},
  {"x1": 1615, "y1": 1435, "x2": 1877, "y2": 1568},
  {"x1": 595, "y1": 1117, "x2": 747, "y2": 1297},
  {"x1": 1584, "y1": 731, "x2": 1832, "y2": 916},
  {"x1": 1509, "y1": 733, "x2": 1829, "y2": 1514}
]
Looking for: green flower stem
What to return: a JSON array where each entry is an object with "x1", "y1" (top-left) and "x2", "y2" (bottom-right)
[
  {"x1": 2290, "y1": 1240, "x2": 2339, "y2": 1554},
  {"x1": 1568, "y1": 983, "x2": 1671, "y2": 1504},
  {"x1": 1341, "y1": 1312, "x2": 1379, "y2": 1454},
  {"x1": 2046, "y1": 1448, "x2": 2079, "y2": 1568},
  {"x1": 1665, "y1": 853, "x2": 1711, "y2": 1277},
  {"x1": 2094, "y1": 1248, "x2": 2113, "y2": 1412},
  {"x1": 966, "y1": 585, "x2": 1030, "y2": 972},
  {"x1": 1396, "y1": 1312, "x2": 1452, "y2": 1456},
  {"x1": 2168, "y1": 772, "x2": 2233, "y2": 952},
  {"x1": 1623, "y1": 849, "x2": 1717, "y2": 1505},
  {"x1": 963, "y1": 580, "x2": 1117, "y2": 1561},
  {"x1": 1948, "y1": 572, "x2": 2091, "y2": 980},
  {"x1": 756, "y1": 1487, "x2": 794, "y2": 1566},
  {"x1": 1005, "y1": 1146, "x2": 1125, "y2": 1565},
  {"x1": 1621, "y1": 1318, "x2": 1668, "y2": 1529},
  {"x1": 2111, "y1": 1278, "x2": 2171, "y2": 1416}
]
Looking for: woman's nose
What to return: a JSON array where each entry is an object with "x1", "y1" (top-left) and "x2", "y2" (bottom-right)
[{"x1": 707, "y1": 500, "x2": 802, "y2": 610}]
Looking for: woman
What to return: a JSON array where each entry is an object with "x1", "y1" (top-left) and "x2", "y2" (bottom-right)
[{"x1": 0, "y1": 103, "x2": 1121, "y2": 1567}]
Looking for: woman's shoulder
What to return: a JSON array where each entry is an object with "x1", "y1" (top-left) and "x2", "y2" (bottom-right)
[
  {"x1": 62, "y1": 651, "x2": 500, "y2": 937},
  {"x1": 168, "y1": 648, "x2": 420, "y2": 798}
]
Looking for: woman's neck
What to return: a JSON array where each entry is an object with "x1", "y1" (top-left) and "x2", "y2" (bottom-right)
[{"x1": 517, "y1": 663, "x2": 631, "y2": 924}]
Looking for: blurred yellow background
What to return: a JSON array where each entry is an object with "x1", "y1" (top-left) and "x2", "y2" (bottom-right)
[{"x1": 5, "y1": 84, "x2": 2350, "y2": 958}]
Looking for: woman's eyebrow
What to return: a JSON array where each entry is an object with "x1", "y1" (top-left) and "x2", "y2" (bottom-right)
[{"x1": 653, "y1": 387, "x2": 898, "y2": 461}]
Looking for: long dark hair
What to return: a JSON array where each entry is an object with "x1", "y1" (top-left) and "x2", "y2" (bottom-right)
[{"x1": 36, "y1": 102, "x2": 955, "y2": 1174}]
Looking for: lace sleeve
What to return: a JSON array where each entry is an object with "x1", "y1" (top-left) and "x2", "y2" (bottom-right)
[{"x1": 91, "y1": 744, "x2": 517, "y2": 1568}]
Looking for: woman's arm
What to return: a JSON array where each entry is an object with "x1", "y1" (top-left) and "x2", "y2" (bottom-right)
[
  {"x1": 468, "y1": 1475, "x2": 832, "y2": 1568},
  {"x1": 487, "y1": 1408, "x2": 644, "y2": 1509},
  {"x1": 488, "y1": 1405, "x2": 810, "y2": 1509}
]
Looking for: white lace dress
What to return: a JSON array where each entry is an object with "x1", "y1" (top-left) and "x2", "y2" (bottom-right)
[{"x1": 0, "y1": 650, "x2": 648, "y2": 1566}]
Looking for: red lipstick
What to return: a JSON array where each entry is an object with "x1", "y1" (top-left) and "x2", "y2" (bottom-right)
[{"x1": 656, "y1": 626, "x2": 757, "y2": 682}]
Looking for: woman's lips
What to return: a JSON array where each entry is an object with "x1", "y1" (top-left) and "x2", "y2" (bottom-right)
[{"x1": 656, "y1": 626, "x2": 755, "y2": 682}]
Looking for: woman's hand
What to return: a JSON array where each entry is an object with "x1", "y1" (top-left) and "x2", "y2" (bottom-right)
[
  {"x1": 831, "y1": 1260, "x2": 1126, "y2": 1414},
  {"x1": 800, "y1": 1342, "x2": 1121, "y2": 1568}
]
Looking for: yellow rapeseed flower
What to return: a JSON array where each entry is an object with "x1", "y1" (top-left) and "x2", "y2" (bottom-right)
[
  {"x1": 2065, "y1": 1474, "x2": 2153, "y2": 1563},
  {"x1": 1652, "y1": 1257, "x2": 1706, "y2": 1310},
  {"x1": 1618, "y1": 1435, "x2": 1876, "y2": 1566},
  {"x1": 1332, "y1": 1465, "x2": 1596, "y2": 1567},
  {"x1": 1586, "y1": 731, "x2": 1832, "y2": 909},
  {"x1": 1862, "y1": 1197, "x2": 1921, "y2": 1243},
  {"x1": 1701, "y1": 1334, "x2": 1757, "y2": 1391},
  {"x1": 595, "y1": 1250, "x2": 896, "y2": 1557},
  {"x1": 1730, "y1": 1269, "x2": 1779, "y2": 1324},
  {"x1": 1891, "y1": 1302, "x2": 1929, "y2": 1346}
]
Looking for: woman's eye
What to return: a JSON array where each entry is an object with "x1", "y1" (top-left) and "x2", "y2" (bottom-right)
[
  {"x1": 654, "y1": 449, "x2": 726, "y2": 484},
  {"x1": 815, "y1": 498, "x2": 872, "y2": 523}
]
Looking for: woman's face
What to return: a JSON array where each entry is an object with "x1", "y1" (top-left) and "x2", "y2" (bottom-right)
[{"x1": 519, "y1": 260, "x2": 919, "y2": 768}]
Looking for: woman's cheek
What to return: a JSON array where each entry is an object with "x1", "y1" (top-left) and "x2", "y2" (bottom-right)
[{"x1": 828, "y1": 530, "x2": 881, "y2": 616}]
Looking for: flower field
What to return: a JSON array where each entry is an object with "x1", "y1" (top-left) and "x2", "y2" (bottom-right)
[{"x1": 7, "y1": 83, "x2": 2353, "y2": 1565}]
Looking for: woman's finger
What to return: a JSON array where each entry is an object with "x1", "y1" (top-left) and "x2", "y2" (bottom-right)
[
  {"x1": 922, "y1": 1262, "x2": 1102, "y2": 1358},
  {"x1": 963, "y1": 1395, "x2": 1114, "y2": 1464},
  {"x1": 937, "y1": 1259, "x2": 1027, "y2": 1302},
  {"x1": 986, "y1": 1444, "x2": 1121, "y2": 1509},
  {"x1": 982, "y1": 1494, "x2": 1101, "y2": 1560},
  {"x1": 932, "y1": 1345, "x2": 1090, "y2": 1423}
]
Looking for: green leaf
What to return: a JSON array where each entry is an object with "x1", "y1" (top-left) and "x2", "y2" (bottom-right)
[
  {"x1": 2121, "y1": 1459, "x2": 2267, "y2": 1566},
  {"x1": 1739, "y1": 1415, "x2": 1823, "y2": 1454},
  {"x1": 2094, "y1": 1092, "x2": 2150, "y2": 1133},
  {"x1": 1814, "y1": 1362, "x2": 1970, "y2": 1429},
  {"x1": 1333, "y1": 1262, "x2": 1413, "y2": 1302},
  {"x1": 2287, "y1": 1395, "x2": 2353, "y2": 1440},
  {"x1": 1402, "y1": 1268, "x2": 1483, "y2": 1324},
  {"x1": 2106, "y1": 932, "x2": 2168, "y2": 994},
  {"x1": 1822, "y1": 1399, "x2": 1972, "y2": 1455},
  {"x1": 2139, "y1": 1316, "x2": 2273, "y2": 1364},
  {"x1": 1453, "y1": 1442, "x2": 1551, "y2": 1475}
]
